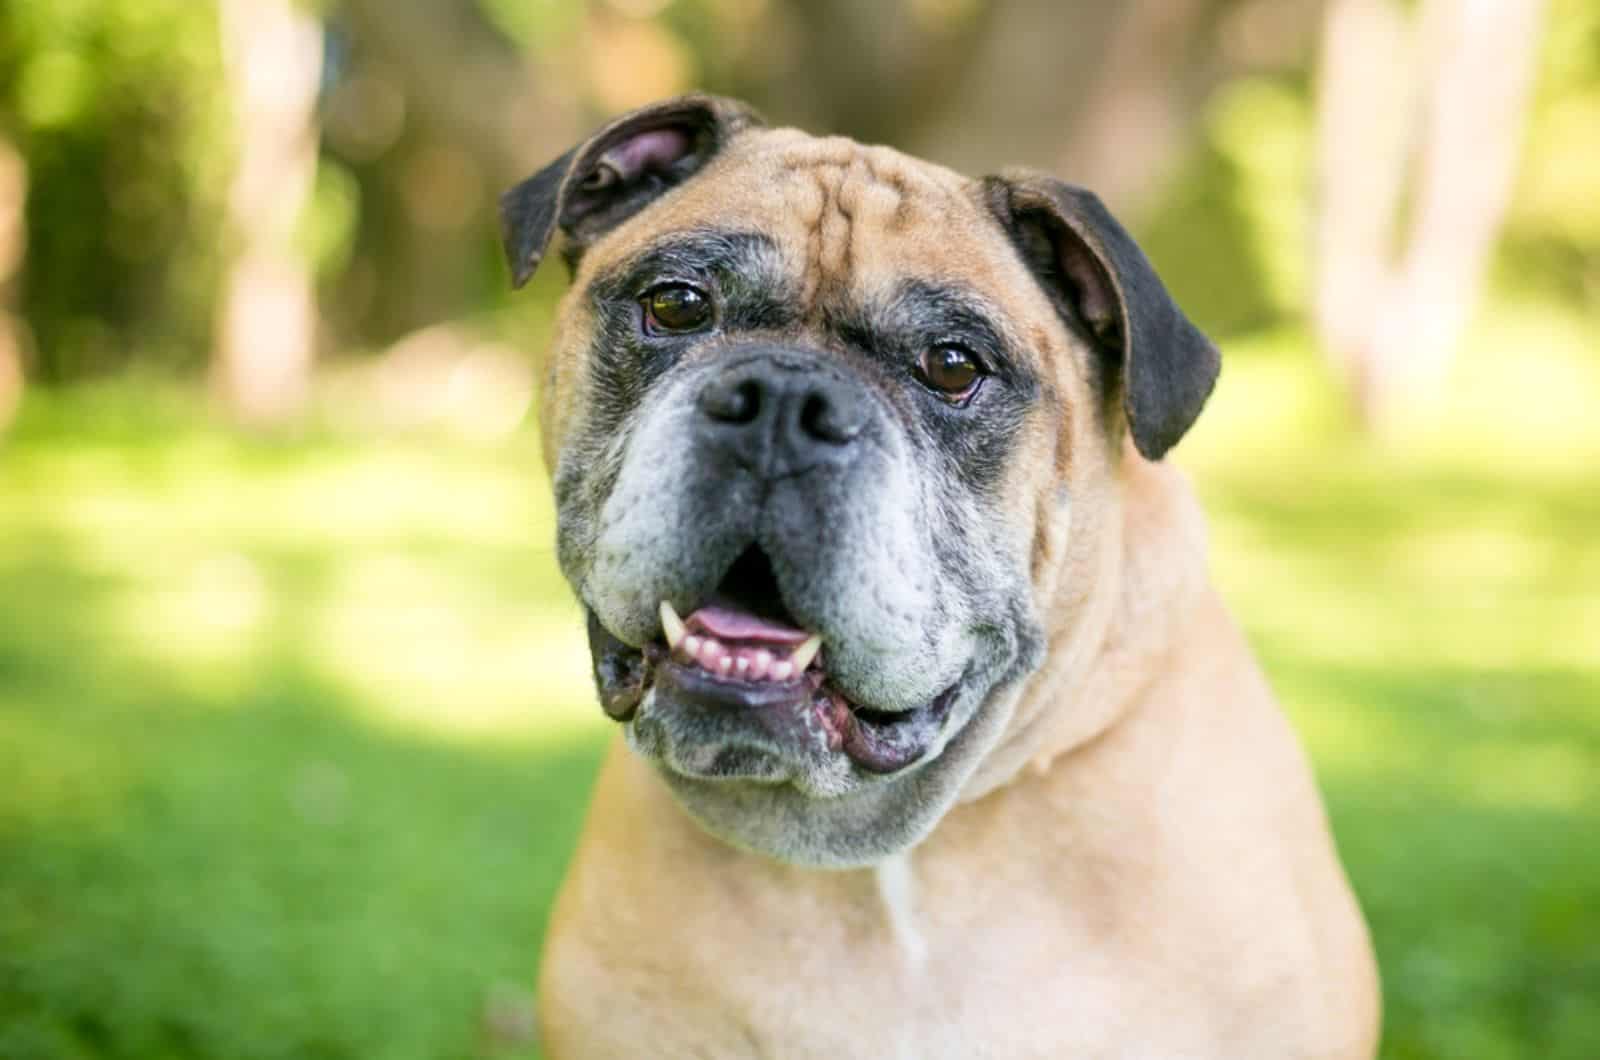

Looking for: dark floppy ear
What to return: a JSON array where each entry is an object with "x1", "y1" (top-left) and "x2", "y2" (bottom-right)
[
  {"x1": 499, "y1": 94, "x2": 763, "y2": 288},
  {"x1": 983, "y1": 173, "x2": 1220, "y2": 461}
]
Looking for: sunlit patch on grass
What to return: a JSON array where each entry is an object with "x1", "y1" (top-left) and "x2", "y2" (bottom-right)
[
  {"x1": 1276, "y1": 686, "x2": 1422, "y2": 778},
  {"x1": 1179, "y1": 328, "x2": 1349, "y2": 467},
  {"x1": 1452, "y1": 741, "x2": 1598, "y2": 813},
  {"x1": 244, "y1": 446, "x2": 551, "y2": 549},
  {"x1": 1416, "y1": 297, "x2": 1600, "y2": 474},
  {"x1": 107, "y1": 550, "x2": 272, "y2": 673},
  {"x1": 309, "y1": 550, "x2": 598, "y2": 740}
]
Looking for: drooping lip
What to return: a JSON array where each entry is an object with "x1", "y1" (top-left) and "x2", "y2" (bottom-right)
[{"x1": 584, "y1": 604, "x2": 957, "y2": 775}]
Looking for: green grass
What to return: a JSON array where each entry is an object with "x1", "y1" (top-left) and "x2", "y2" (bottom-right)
[{"x1": 3, "y1": 303, "x2": 1599, "y2": 1057}]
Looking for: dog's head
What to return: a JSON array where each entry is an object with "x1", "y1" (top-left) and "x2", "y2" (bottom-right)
[{"x1": 504, "y1": 95, "x2": 1217, "y2": 867}]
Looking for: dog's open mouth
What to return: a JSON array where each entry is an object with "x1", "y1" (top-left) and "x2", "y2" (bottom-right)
[{"x1": 589, "y1": 546, "x2": 955, "y2": 775}]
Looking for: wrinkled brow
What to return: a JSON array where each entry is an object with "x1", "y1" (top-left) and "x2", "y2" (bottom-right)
[
  {"x1": 829, "y1": 278, "x2": 1037, "y2": 391},
  {"x1": 590, "y1": 229, "x2": 794, "y2": 315}
]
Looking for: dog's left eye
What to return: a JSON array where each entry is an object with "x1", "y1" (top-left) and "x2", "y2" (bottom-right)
[
  {"x1": 642, "y1": 284, "x2": 713, "y2": 335},
  {"x1": 915, "y1": 343, "x2": 985, "y2": 401}
]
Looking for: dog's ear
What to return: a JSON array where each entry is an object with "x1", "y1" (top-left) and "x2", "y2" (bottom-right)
[
  {"x1": 500, "y1": 94, "x2": 764, "y2": 288},
  {"x1": 983, "y1": 173, "x2": 1219, "y2": 461}
]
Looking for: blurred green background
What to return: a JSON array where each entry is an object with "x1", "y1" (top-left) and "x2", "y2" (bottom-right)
[{"x1": 1, "y1": 1, "x2": 1597, "y2": 1057}]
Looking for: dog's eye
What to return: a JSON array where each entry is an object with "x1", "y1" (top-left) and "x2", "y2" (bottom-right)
[
  {"x1": 642, "y1": 284, "x2": 713, "y2": 335},
  {"x1": 916, "y1": 344, "x2": 984, "y2": 401}
]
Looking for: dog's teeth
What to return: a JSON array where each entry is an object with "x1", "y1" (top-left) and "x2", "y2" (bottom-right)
[
  {"x1": 682, "y1": 635, "x2": 702, "y2": 661},
  {"x1": 789, "y1": 634, "x2": 822, "y2": 672},
  {"x1": 734, "y1": 657, "x2": 750, "y2": 676},
  {"x1": 659, "y1": 601, "x2": 686, "y2": 649},
  {"x1": 697, "y1": 638, "x2": 724, "y2": 669},
  {"x1": 749, "y1": 649, "x2": 773, "y2": 681},
  {"x1": 718, "y1": 656, "x2": 732, "y2": 675},
  {"x1": 771, "y1": 660, "x2": 794, "y2": 682}
]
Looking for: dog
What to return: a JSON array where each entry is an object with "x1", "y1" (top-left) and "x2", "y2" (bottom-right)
[{"x1": 503, "y1": 95, "x2": 1379, "y2": 1058}]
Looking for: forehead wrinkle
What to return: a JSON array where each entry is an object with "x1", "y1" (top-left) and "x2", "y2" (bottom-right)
[
  {"x1": 797, "y1": 147, "x2": 962, "y2": 318},
  {"x1": 792, "y1": 157, "x2": 866, "y2": 310},
  {"x1": 609, "y1": 131, "x2": 976, "y2": 325},
  {"x1": 805, "y1": 162, "x2": 845, "y2": 307}
]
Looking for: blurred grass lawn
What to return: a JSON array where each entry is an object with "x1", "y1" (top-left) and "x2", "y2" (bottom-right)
[{"x1": 3, "y1": 297, "x2": 1599, "y2": 1059}]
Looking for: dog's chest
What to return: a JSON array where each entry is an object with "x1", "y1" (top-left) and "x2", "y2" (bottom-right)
[
  {"x1": 539, "y1": 857, "x2": 1250, "y2": 1059},
  {"x1": 534, "y1": 751, "x2": 1334, "y2": 1058}
]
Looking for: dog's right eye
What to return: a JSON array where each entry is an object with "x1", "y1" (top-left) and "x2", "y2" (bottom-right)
[
  {"x1": 915, "y1": 343, "x2": 986, "y2": 403},
  {"x1": 642, "y1": 284, "x2": 713, "y2": 335}
]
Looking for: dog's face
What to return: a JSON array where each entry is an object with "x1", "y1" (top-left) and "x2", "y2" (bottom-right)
[{"x1": 504, "y1": 96, "x2": 1217, "y2": 867}]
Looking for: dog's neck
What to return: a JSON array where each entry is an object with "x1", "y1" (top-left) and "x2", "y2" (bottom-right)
[{"x1": 962, "y1": 449, "x2": 1212, "y2": 800}]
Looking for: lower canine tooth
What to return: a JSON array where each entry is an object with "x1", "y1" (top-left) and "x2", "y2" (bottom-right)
[{"x1": 682, "y1": 635, "x2": 702, "y2": 661}]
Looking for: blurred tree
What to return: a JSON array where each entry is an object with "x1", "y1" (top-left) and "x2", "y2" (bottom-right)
[
  {"x1": 324, "y1": 0, "x2": 579, "y2": 345},
  {"x1": 905, "y1": 0, "x2": 1219, "y2": 200},
  {"x1": 1496, "y1": 0, "x2": 1600, "y2": 320},
  {"x1": 0, "y1": 133, "x2": 23, "y2": 424},
  {"x1": 212, "y1": 0, "x2": 324, "y2": 423},
  {"x1": 892, "y1": 0, "x2": 1322, "y2": 207},
  {"x1": 0, "y1": 0, "x2": 228, "y2": 381},
  {"x1": 0, "y1": 0, "x2": 1591, "y2": 405},
  {"x1": 736, "y1": 0, "x2": 999, "y2": 151},
  {"x1": 1313, "y1": 0, "x2": 1546, "y2": 427}
]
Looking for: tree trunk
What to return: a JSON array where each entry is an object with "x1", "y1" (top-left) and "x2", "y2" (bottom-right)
[
  {"x1": 1314, "y1": 0, "x2": 1545, "y2": 427},
  {"x1": 0, "y1": 136, "x2": 25, "y2": 427},
  {"x1": 211, "y1": 0, "x2": 324, "y2": 424},
  {"x1": 906, "y1": 0, "x2": 1130, "y2": 180},
  {"x1": 907, "y1": 0, "x2": 1254, "y2": 213},
  {"x1": 336, "y1": 0, "x2": 574, "y2": 187},
  {"x1": 1047, "y1": 0, "x2": 1232, "y2": 213},
  {"x1": 331, "y1": 0, "x2": 579, "y2": 344}
]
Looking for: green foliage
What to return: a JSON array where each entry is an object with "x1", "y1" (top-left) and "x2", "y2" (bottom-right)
[
  {"x1": 0, "y1": 0, "x2": 230, "y2": 380},
  {"x1": 473, "y1": 0, "x2": 581, "y2": 54},
  {"x1": 297, "y1": 159, "x2": 363, "y2": 281},
  {"x1": 1498, "y1": 0, "x2": 1600, "y2": 312},
  {"x1": 1138, "y1": 74, "x2": 1317, "y2": 340},
  {"x1": 5, "y1": 0, "x2": 1597, "y2": 382}
]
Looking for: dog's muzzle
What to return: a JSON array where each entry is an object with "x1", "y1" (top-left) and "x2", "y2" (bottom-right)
[{"x1": 584, "y1": 344, "x2": 964, "y2": 779}]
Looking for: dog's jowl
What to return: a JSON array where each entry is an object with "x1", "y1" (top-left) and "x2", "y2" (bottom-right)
[{"x1": 506, "y1": 95, "x2": 1379, "y2": 1059}]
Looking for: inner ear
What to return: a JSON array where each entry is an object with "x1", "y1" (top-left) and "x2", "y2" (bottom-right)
[
  {"x1": 582, "y1": 128, "x2": 693, "y2": 192},
  {"x1": 1018, "y1": 207, "x2": 1123, "y2": 351},
  {"x1": 561, "y1": 121, "x2": 710, "y2": 247},
  {"x1": 501, "y1": 94, "x2": 762, "y2": 288},
  {"x1": 1055, "y1": 235, "x2": 1122, "y2": 349}
]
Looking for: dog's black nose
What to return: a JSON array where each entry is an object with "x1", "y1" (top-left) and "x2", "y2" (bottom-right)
[{"x1": 696, "y1": 352, "x2": 868, "y2": 476}]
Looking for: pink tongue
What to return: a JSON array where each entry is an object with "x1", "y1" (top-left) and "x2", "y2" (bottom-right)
[{"x1": 686, "y1": 604, "x2": 810, "y2": 646}]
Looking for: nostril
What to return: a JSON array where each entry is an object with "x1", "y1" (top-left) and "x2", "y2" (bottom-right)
[
  {"x1": 702, "y1": 379, "x2": 762, "y2": 424},
  {"x1": 799, "y1": 390, "x2": 859, "y2": 444}
]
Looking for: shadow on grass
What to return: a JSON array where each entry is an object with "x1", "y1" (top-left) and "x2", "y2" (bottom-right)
[
  {"x1": 1328, "y1": 777, "x2": 1600, "y2": 1060},
  {"x1": 0, "y1": 563, "x2": 605, "y2": 1060},
  {"x1": 1256, "y1": 651, "x2": 1600, "y2": 1060},
  {"x1": 3, "y1": 403, "x2": 615, "y2": 1058}
]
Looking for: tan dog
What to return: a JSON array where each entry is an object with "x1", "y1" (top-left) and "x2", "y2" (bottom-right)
[{"x1": 503, "y1": 95, "x2": 1378, "y2": 1058}]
